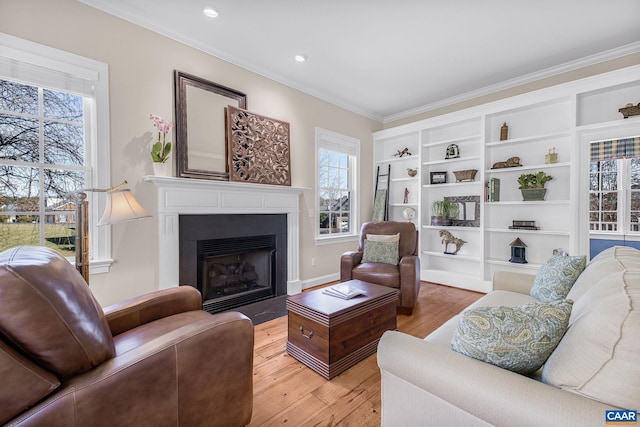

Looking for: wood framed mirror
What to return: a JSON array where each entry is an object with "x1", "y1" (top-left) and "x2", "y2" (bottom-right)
[
  {"x1": 445, "y1": 195, "x2": 480, "y2": 227},
  {"x1": 174, "y1": 70, "x2": 247, "y2": 180}
]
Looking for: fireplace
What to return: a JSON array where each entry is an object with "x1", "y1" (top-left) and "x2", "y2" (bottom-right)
[
  {"x1": 179, "y1": 214, "x2": 288, "y2": 313},
  {"x1": 144, "y1": 176, "x2": 305, "y2": 299}
]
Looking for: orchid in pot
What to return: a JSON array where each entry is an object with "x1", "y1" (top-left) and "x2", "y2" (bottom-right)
[{"x1": 149, "y1": 114, "x2": 172, "y2": 163}]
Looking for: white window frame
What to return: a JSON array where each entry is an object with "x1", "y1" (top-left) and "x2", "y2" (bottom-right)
[
  {"x1": 590, "y1": 156, "x2": 640, "y2": 235},
  {"x1": 0, "y1": 32, "x2": 112, "y2": 273},
  {"x1": 315, "y1": 128, "x2": 360, "y2": 245}
]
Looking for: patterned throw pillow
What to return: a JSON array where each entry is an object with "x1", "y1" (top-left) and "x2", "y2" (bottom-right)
[
  {"x1": 530, "y1": 255, "x2": 586, "y2": 302},
  {"x1": 361, "y1": 239, "x2": 399, "y2": 265},
  {"x1": 451, "y1": 299, "x2": 573, "y2": 374}
]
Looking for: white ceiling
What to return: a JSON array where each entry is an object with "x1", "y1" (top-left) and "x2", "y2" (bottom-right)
[{"x1": 80, "y1": 0, "x2": 640, "y2": 123}]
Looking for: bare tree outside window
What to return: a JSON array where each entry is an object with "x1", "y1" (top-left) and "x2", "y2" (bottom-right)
[
  {"x1": 318, "y1": 149, "x2": 351, "y2": 235},
  {"x1": 0, "y1": 79, "x2": 86, "y2": 256}
]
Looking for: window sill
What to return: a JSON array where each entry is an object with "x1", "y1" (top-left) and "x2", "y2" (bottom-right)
[
  {"x1": 315, "y1": 234, "x2": 359, "y2": 246},
  {"x1": 69, "y1": 257, "x2": 114, "y2": 275}
]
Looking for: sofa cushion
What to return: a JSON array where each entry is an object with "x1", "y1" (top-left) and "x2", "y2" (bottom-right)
[
  {"x1": 0, "y1": 246, "x2": 115, "y2": 380},
  {"x1": 542, "y1": 246, "x2": 640, "y2": 409},
  {"x1": 362, "y1": 239, "x2": 399, "y2": 265},
  {"x1": 530, "y1": 255, "x2": 586, "y2": 302},
  {"x1": 566, "y1": 246, "x2": 632, "y2": 302},
  {"x1": 451, "y1": 299, "x2": 573, "y2": 374}
]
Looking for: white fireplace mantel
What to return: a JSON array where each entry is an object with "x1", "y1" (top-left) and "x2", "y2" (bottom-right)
[{"x1": 144, "y1": 175, "x2": 308, "y2": 295}]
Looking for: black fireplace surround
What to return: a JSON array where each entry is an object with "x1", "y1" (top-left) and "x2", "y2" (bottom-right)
[{"x1": 179, "y1": 214, "x2": 288, "y2": 313}]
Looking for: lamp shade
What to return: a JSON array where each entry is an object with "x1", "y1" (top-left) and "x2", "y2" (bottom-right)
[{"x1": 98, "y1": 189, "x2": 150, "y2": 226}]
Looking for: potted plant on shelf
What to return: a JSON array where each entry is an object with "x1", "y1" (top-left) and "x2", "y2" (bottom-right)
[
  {"x1": 517, "y1": 171, "x2": 553, "y2": 201},
  {"x1": 431, "y1": 199, "x2": 459, "y2": 226},
  {"x1": 149, "y1": 114, "x2": 173, "y2": 176}
]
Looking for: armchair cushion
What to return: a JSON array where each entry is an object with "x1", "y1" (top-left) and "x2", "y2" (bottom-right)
[
  {"x1": 0, "y1": 246, "x2": 115, "y2": 380},
  {"x1": 362, "y1": 239, "x2": 399, "y2": 265}
]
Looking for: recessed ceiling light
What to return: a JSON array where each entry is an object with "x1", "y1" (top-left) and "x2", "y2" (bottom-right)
[
  {"x1": 294, "y1": 54, "x2": 307, "y2": 63},
  {"x1": 202, "y1": 6, "x2": 219, "y2": 18}
]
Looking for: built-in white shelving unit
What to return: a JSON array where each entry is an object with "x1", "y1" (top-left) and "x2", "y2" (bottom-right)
[{"x1": 373, "y1": 65, "x2": 640, "y2": 293}]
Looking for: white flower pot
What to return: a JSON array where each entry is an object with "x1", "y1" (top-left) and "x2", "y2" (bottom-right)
[{"x1": 152, "y1": 161, "x2": 171, "y2": 177}]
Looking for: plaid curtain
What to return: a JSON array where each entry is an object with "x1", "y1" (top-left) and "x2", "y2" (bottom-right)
[{"x1": 590, "y1": 136, "x2": 640, "y2": 162}]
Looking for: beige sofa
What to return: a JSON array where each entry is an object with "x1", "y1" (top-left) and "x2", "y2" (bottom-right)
[{"x1": 378, "y1": 246, "x2": 639, "y2": 427}]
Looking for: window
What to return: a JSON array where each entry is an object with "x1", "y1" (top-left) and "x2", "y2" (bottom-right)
[
  {"x1": 589, "y1": 136, "x2": 640, "y2": 234},
  {"x1": 316, "y1": 128, "x2": 359, "y2": 243},
  {"x1": 0, "y1": 33, "x2": 111, "y2": 272}
]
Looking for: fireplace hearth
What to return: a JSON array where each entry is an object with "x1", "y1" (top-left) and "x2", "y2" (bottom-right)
[{"x1": 179, "y1": 214, "x2": 288, "y2": 314}]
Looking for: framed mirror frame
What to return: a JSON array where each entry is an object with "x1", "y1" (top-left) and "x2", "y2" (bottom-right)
[
  {"x1": 174, "y1": 70, "x2": 247, "y2": 180},
  {"x1": 445, "y1": 195, "x2": 480, "y2": 227}
]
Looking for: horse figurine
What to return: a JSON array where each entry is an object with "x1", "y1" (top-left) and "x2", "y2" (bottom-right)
[{"x1": 439, "y1": 229, "x2": 466, "y2": 255}]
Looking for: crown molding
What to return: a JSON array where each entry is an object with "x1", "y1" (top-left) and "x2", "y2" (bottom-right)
[
  {"x1": 383, "y1": 41, "x2": 640, "y2": 124},
  {"x1": 79, "y1": 1, "x2": 640, "y2": 125}
]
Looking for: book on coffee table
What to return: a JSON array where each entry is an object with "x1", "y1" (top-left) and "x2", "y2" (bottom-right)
[{"x1": 322, "y1": 284, "x2": 366, "y2": 300}]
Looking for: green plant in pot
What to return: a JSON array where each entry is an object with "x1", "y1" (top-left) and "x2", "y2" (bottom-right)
[
  {"x1": 431, "y1": 199, "x2": 459, "y2": 226},
  {"x1": 518, "y1": 171, "x2": 553, "y2": 201}
]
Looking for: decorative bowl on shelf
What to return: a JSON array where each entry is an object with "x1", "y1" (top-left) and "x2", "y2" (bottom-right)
[
  {"x1": 407, "y1": 168, "x2": 418, "y2": 177},
  {"x1": 453, "y1": 169, "x2": 478, "y2": 182}
]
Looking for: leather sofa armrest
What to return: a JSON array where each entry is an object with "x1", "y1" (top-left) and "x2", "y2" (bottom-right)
[
  {"x1": 378, "y1": 331, "x2": 610, "y2": 426},
  {"x1": 398, "y1": 255, "x2": 420, "y2": 308},
  {"x1": 104, "y1": 286, "x2": 203, "y2": 336},
  {"x1": 11, "y1": 312, "x2": 254, "y2": 427},
  {"x1": 340, "y1": 251, "x2": 363, "y2": 282},
  {"x1": 492, "y1": 270, "x2": 536, "y2": 294}
]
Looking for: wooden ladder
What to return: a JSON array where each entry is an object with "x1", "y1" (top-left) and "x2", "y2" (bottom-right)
[{"x1": 373, "y1": 164, "x2": 390, "y2": 221}]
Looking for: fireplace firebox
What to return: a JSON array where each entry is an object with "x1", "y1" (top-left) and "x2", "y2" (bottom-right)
[{"x1": 179, "y1": 214, "x2": 288, "y2": 314}]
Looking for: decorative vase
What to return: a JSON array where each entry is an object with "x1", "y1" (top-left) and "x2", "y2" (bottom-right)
[
  {"x1": 521, "y1": 188, "x2": 546, "y2": 201},
  {"x1": 152, "y1": 161, "x2": 171, "y2": 177},
  {"x1": 500, "y1": 122, "x2": 509, "y2": 141}
]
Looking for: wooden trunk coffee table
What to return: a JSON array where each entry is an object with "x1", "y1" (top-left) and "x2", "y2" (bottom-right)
[{"x1": 286, "y1": 279, "x2": 398, "y2": 380}]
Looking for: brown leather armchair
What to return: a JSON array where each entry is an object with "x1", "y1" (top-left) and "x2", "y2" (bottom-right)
[
  {"x1": 0, "y1": 246, "x2": 253, "y2": 427},
  {"x1": 341, "y1": 221, "x2": 420, "y2": 315}
]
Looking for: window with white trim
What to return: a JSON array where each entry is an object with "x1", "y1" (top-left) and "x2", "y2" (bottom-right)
[
  {"x1": 316, "y1": 128, "x2": 359, "y2": 243},
  {"x1": 589, "y1": 136, "x2": 640, "y2": 234},
  {"x1": 0, "y1": 33, "x2": 111, "y2": 271}
]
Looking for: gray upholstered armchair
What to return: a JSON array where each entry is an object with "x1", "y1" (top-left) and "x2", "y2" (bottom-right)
[{"x1": 341, "y1": 221, "x2": 420, "y2": 314}]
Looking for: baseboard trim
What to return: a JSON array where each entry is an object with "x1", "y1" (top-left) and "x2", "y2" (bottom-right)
[{"x1": 300, "y1": 272, "x2": 340, "y2": 290}]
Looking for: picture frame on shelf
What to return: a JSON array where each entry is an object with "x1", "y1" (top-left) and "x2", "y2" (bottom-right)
[
  {"x1": 430, "y1": 171, "x2": 447, "y2": 184},
  {"x1": 444, "y1": 195, "x2": 480, "y2": 227}
]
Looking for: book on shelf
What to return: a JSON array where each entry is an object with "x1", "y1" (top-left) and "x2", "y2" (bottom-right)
[
  {"x1": 509, "y1": 220, "x2": 539, "y2": 230},
  {"x1": 489, "y1": 178, "x2": 500, "y2": 202},
  {"x1": 322, "y1": 284, "x2": 366, "y2": 300}
]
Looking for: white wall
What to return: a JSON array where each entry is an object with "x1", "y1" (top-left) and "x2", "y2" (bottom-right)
[{"x1": 1, "y1": 0, "x2": 382, "y2": 305}]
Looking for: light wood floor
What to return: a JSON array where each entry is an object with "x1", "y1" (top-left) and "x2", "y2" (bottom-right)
[{"x1": 248, "y1": 282, "x2": 483, "y2": 427}]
